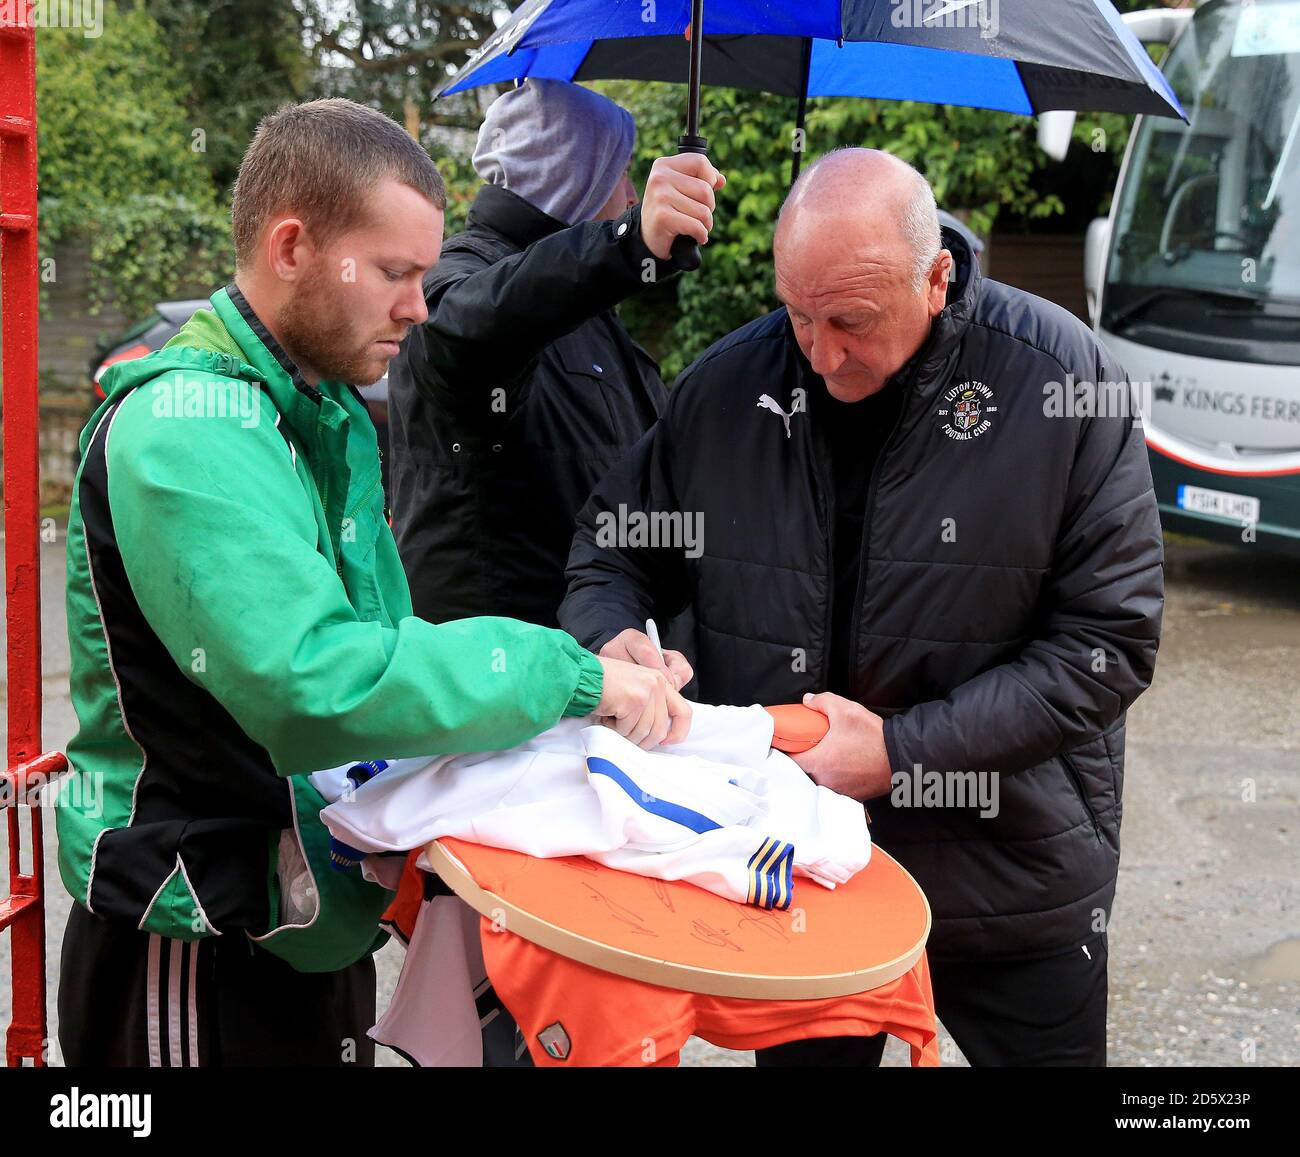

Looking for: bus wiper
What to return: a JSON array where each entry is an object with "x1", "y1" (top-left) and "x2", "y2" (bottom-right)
[
  {"x1": 1107, "y1": 285, "x2": 1284, "y2": 331},
  {"x1": 1209, "y1": 297, "x2": 1300, "y2": 319},
  {"x1": 1108, "y1": 287, "x2": 1205, "y2": 330}
]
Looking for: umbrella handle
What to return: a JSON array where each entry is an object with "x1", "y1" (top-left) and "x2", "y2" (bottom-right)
[{"x1": 670, "y1": 133, "x2": 709, "y2": 272}]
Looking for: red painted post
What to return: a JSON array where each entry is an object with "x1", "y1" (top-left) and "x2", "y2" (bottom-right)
[{"x1": 1, "y1": 1, "x2": 67, "y2": 1067}]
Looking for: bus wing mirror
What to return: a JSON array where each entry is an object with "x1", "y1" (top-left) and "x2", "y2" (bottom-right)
[
  {"x1": 1123, "y1": 7, "x2": 1195, "y2": 46},
  {"x1": 1084, "y1": 217, "x2": 1111, "y2": 328},
  {"x1": 1037, "y1": 111, "x2": 1076, "y2": 162}
]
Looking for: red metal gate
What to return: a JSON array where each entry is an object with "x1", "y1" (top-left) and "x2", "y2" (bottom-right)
[{"x1": 1, "y1": 2, "x2": 68, "y2": 1067}]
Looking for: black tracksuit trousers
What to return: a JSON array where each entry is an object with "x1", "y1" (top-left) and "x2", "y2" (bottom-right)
[
  {"x1": 57, "y1": 901, "x2": 377, "y2": 1067},
  {"x1": 757, "y1": 932, "x2": 1109, "y2": 1067}
]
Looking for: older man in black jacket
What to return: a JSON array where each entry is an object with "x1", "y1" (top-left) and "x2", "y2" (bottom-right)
[
  {"x1": 561, "y1": 148, "x2": 1165, "y2": 1067},
  {"x1": 389, "y1": 79, "x2": 723, "y2": 628}
]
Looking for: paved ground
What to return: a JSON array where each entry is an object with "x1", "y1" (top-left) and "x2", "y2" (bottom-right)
[{"x1": 3, "y1": 527, "x2": 1296, "y2": 1067}]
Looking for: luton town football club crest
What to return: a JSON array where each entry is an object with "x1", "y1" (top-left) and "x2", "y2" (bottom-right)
[
  {"x1": 953, "y1": 391, "x2": 982, "y2": 431},
  {"x1": 937, "y1": 380, "x2": 998, "y2": 440},
  {"x1": 538, "y1": 1021, "x2": 572, "y2": 1060}
]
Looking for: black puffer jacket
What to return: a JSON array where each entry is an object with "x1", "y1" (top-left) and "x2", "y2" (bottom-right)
[
  {"x1": 388, "y1": 183, "x2": 673, "y2": 627},
  {"x1": 561, "y1": 230, "x2": 1165, "y2": 961}
]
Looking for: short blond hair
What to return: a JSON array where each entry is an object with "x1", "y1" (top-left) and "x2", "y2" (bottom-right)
[{"x1": 231, "y1": 98, "x2": 446, "y2": 271}]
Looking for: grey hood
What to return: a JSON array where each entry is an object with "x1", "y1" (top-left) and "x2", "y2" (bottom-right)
[{"x1": 471, "y1": 78, "x2": 636, "y2": 226}]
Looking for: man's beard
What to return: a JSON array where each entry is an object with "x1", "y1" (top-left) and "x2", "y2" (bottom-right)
[{"x1": 274, "y1": 264, "x2": 389, "y2": 386}]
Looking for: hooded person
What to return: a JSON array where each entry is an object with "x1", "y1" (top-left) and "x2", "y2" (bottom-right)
[
  {"x1": 472, "y1": 77, "x2": 639, "y2": 227},
  {"x1": 388, "y1": 79, "x2": 722, "y2": 689}
]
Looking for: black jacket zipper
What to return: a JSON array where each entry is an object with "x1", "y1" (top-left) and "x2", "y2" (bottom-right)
[
  {"x1": 1061, "y1": 752, "x2": 1104, "y2": 843},
  {"x1": 808, "y1": 414, "x2": 837, "y2": 690},
  {"x1": 842, "y1": 371, "x2": 918, "y2": 696}
]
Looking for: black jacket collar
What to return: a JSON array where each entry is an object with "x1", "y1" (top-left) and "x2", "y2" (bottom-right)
[
  {"x1": 910, "y1": 225, "x2": 981, "y2": 395},
  {"x1": 466, "y1": 183, "x2": 570, "y2": 250},
  {"x1": 226, "y1": 282, "x2": 371, "y2": 413},
  {"x1": 226, "y1": 282, "x2": 322, "y2": 403}
]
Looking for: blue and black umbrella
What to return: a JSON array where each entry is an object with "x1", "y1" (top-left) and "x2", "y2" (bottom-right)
[{"x1": 437, "y1": 0, "x2": 1186, "y2": 267}]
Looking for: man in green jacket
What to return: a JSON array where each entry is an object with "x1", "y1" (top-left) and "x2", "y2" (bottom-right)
[{"x1": 56, "y1": 97, "x2": 689, "y2": 1067}]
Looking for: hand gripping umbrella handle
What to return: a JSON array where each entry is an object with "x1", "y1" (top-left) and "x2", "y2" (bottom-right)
[{"x1": 671, "y1": 132, "x2": 709, "y2": 272}]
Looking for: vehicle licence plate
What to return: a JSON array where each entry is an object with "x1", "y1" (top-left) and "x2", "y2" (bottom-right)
[{"x1": 1177, "y1": 484, "x2": 1261, "y2": 524}]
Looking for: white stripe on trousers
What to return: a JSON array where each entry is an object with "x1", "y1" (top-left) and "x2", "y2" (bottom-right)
[
  {"x1": 147, "y1": 935, "x2": 200, "y2": 1066},
  {"x1": 147, "y1": 935, "x2": 162, "y2": 1066},
  {"x1": 168, "y1": 939, "x2": 183, "y2": 1066},
  {"x1": 188, "y1": 940, "x2": 199, "y2": 1066}
]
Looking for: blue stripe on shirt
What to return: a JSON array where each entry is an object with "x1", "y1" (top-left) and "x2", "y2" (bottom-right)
[{"x1": 586, "y1": 756, "x2": 723, "y2": 834}]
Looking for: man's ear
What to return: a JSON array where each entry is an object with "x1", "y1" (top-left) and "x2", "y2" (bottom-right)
[
  {"x1": 265, "y1": 217, "x2": 312, "y2": 284},
  {"x1": 431, "y1": 210, "x2": 446, "y2": 267},
  {"x1": 927, "y1": 249, "x2": 954, "y2": 316}
]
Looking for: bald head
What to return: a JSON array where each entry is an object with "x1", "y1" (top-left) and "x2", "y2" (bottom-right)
[
  {"x1": 772, "y1": 149, "x2": 953, "y2": 403},
  {"x1": 775, "y1": 149, "x2": 941, "y2": 291}
]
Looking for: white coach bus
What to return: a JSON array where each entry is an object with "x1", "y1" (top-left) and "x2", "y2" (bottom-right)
[{"x1": 1054, "y1": 0, "x2": 1300, "y2": 554}]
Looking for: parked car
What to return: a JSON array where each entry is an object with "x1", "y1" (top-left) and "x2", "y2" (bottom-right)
[{"x1": 89, "y1": 300, "x2": 392, "y2": 500}]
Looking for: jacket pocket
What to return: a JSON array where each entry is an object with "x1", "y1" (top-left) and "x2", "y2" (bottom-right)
[
  {"x1": 250, "y1": 776, "x2": 393, "y2": 973},
  {"x1": 1103, "y1": 721, "x2": 1126, "y2": 803},
  {"x1": 1060, "y1": 752, "x2": 1104, "y2": 844},
  {"x1": 546, "y1": 337, "x2": 620, "y2": 446}
]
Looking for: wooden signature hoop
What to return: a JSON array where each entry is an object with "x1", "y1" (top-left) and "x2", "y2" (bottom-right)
[{"x1": 425, "y1": 836, "x2": 931, "y2": 1001}]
